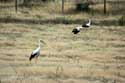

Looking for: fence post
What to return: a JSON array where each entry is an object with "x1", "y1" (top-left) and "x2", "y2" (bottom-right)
[
  {"x1": 15, "y1": 0, "x2": 18, "y2": 13},
  {"x1": 62, "y1": 0, "x2": 64, "y2": 14},
  {"x1": 104, "y1": 0, "x2": 106, "y2": 14}
]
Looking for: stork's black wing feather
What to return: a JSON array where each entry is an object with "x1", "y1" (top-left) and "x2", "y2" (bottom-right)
[
  {"x1": 82, "y1": 24, "x2": 89, "y2": 28},
  {"x1": 72, "y1": 28, "x2": 80, "y2": 34},
  {"x1": 29, "y1": 52, "x2": 38, "y2": 61}
]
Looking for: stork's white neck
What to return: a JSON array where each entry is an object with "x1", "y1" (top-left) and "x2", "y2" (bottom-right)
[
  {"x1": 38, "y1": 40, "x2": 41, "y2": 47},
  {"x1": 88, "y1": 19, "x2": 91, "y2": 24},
  {"x1": 86, "y1": 19, "x2": 91, "y2": 26},
  {"x1": 76, "y1": 26, "x2": 83, "y2": 30}
]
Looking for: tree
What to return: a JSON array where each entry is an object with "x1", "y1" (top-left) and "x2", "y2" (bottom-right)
[{"x1": 23, "y1": 0, "x2": 31, "y2": 6}]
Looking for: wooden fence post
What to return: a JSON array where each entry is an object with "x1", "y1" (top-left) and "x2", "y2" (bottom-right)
[
  {"x1": 104, "y1": 0, "x2": 106, "y2": 14},
  {"x1": 15, "y1": 0, "x2": 18, "y2": 13},
  {"x1": 62, "y1": 0, "x2": 64, "y2": 14}
]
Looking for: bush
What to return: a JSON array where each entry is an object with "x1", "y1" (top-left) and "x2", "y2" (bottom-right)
[{"x1": 76, "y1": 3, "x2": 89, "y2": 12}]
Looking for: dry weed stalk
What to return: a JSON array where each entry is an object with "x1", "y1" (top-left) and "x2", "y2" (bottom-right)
[{"x1": 55, "y1": 65, "x2": 63, "y2": 78}]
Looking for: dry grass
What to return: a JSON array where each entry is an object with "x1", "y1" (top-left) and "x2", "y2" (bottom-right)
[
  {"x1": 0, "y1": 1, "x2": 123, "y2": 26},
  {"x1": 90, "y1": 3, "x2": 112, "y2": 13},
  {"x1": 0, "y1": 2, "x2": 125, "y2": 83},
  {"x1": 0, "y1": 23, "x2": 125, "y2": 83}
]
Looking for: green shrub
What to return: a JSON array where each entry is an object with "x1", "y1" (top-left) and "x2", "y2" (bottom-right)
[{"x1": 76, "y1": 3, "x2": 89, "y2": 12}]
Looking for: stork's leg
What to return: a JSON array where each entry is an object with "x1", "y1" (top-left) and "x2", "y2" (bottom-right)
[{"x1": 35, "y1": 57, "x2": 38, "y2": 63}]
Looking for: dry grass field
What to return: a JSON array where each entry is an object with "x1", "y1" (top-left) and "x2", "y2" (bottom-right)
[{"x1": 0, "y1": 1, "x2": 125, "y2": 83}]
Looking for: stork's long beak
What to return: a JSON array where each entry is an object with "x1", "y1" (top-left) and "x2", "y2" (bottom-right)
[{"x1": 40, "y1": 40, "x2": 46, "y2": 44}]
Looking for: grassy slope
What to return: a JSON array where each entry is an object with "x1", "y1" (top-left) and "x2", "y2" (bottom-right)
[{"x1": 0, "y1": 2, "x2": 125, "y2": 83}]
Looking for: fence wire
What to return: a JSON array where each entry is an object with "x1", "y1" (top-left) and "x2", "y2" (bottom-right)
[{"x1": 0, "y1": 0, "x2": 124, "y2": 15}]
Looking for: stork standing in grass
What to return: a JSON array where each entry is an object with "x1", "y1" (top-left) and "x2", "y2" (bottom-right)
[
  {"x1": 72, "y1": 26, "x2": 83, "y2": 34},
  {"x1": 29, "y1": 39, "x2": 45, "y2": 62},
  {"x1": 82, "y1": 19, "x2": 91, "y2": 28},
  {"x1": 72, "y1": 19, "x2": 91, "y2": 34}
]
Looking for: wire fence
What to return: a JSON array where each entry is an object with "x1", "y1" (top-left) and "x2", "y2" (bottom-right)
[{"x1": 0, "y1": 0, "x2": 124, "y2": 15}]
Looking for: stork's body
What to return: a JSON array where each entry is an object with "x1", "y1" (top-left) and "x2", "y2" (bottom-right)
[
  {"x1": 82, "y1": 19, "x2": 91, "y2": 28},
  {"x1": 72, "y1": 26, "x2": 83, "y2": 34},
  {"x1": 29, "y1": 45, "x2": 40, "y2": 61},
  {"x1": 29, "y1": 40, "x2": 45, "y2": 62}
]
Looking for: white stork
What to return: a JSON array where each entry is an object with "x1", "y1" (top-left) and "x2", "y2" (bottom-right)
[
  {"x1": 29, "y1": 39, "x2": 45, "y2": 62},
  {"x1": 72, "y1": 19, "x2": 91, "y2": 34},
  {"x1": 72, "y1": 26, "x2": 83, "y2": 34},
  {"x1": 82, "y1": 19, "x2": 91, "y2": 28}
]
